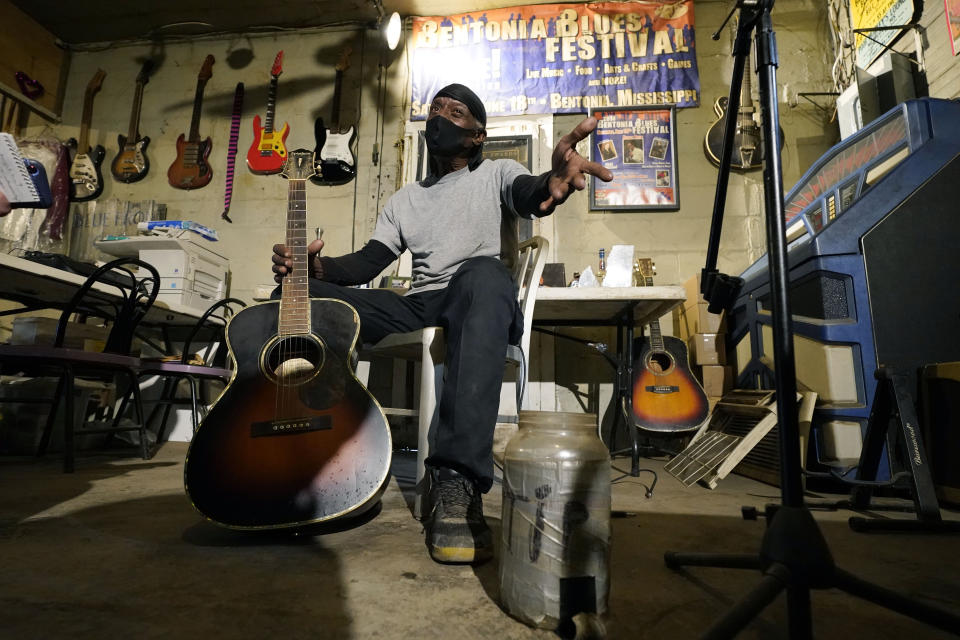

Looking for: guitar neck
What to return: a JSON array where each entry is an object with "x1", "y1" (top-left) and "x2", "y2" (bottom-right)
[
  {"x1": 78, "y1": 91, "x2": 96, "y2": 151},
  {"x1": 330, "y1": 70, "x2": 343, "y2": 131},
  {"x1": 265, "y1": 76, "x2": 279, "y2": 134},
  {"x1": 127, "y1": 81, "x2": 145, "y2": 141},
  {"x1": 188, "y1": 79, "x2": 208, "y2": 142},
  {"x1": 739, "y1": 49, "x2": 754, "y2": 113},
  {"x1": 647, "y1": 317, "x2": 666, "y2": 351},
  {"x1": 644, "y1": 274, "x2": 665, "y2": 350},
  {"x1": 279, "y1": 178, "x2": 311, "y2": 335}
]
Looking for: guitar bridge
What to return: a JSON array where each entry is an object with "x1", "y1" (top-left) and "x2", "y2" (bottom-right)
[
  {"x1": 250, "y1": 416, "x2": 332, "y2": 437},
  {"x1": 645, "y1": 385, "x2": 680, "y2": 394}
]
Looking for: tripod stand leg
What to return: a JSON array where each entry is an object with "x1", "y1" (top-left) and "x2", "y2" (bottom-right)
[
  {"x1": 701, "y1": 564, "x2": 791, "y2": 640},
  {"x1": 834, "y1": 567, "x2": 960, "y2": 635}
]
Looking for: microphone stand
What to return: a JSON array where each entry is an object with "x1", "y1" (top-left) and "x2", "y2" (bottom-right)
[{"x1": 663, "y1": 1, "x2": 960, "y2": 637}]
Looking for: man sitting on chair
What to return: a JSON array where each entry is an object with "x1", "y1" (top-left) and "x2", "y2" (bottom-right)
[{"x1": 271, "y1": 83, "x2": 612, "y2": 564}]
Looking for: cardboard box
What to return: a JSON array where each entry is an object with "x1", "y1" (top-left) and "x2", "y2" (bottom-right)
[
  {"x1": 698, "y1": 365, "x2": 733, "y2": 397},
  {"x1": 683, "y1": 272, "x2": 706, "y2": 306},
  {"x1": 11, "y1": 317, "x2": 110, "y2": 350},
  {"x1": 688, "y1": 333, "x2": 726, "y2": 365},
  {"x1": 673, "y1": 301, "x2": 725, "y2": 340},
  {"x1": 0, "y1": 377, "x2": 109, "y2": 454}
]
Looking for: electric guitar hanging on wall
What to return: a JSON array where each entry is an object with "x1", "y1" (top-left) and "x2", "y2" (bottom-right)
[
  {"x1": 631, "y1": 259, "x2": 710, "y2": 432},
  {"x1": 312, "y1": 48, "x2": 356, "y2": 185},
  {"x1": 111, "y1": 60, "x2": 153, "y2": 183},
  {"x1": 703, "y1": 47, "x2": 783, "y2": 171},
  {"x1": 184, "y1": 149, "x2": 391, "y2": 530},
  {"x1": 167, "y1": 55, "x2": 215, "y2": 189},
  {"x1": 246, "y1": 50, "x2": 289, "y2": 174},
  {"x1": 68, "y1": 69, "x2": 106, "y2": 201}
]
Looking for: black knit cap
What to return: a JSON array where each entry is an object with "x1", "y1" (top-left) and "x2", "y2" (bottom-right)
[{"x1": 434, "y1": 83, "x2": 487, "y2": 128}]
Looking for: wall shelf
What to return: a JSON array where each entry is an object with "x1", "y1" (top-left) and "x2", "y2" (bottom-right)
[{"x1": 0, "y1": 80, "x2": 61, "y2": 123}]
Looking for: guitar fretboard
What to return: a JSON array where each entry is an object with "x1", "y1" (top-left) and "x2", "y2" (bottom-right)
[
  {"x1": 647, "y1": 314, "x2": 666, "y2": 352},
  {"x1": 265, "y1": 76, "x2": 278, "y2": 134},
  {"x1": 188, "y1": 79, "x2": 207, "y2": 142},
  {"x1": 644, "y1": 273, "x2": 665, "y2": 351},
  {"x1": 279, "y1": 178, "x2": 310, "y2": 335},
  {"x1": 127, "y1": 80, "x2": 145, "y2": 141}
]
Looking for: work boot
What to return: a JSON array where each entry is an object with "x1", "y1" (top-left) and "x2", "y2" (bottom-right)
[{"x1": 424, "y1": 467, "x2": 493, "y2": 564}]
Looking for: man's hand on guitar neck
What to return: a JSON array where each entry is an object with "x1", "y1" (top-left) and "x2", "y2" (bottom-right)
[{"x1": 272, "y1": 238, "x2": 325, "y2": 283}]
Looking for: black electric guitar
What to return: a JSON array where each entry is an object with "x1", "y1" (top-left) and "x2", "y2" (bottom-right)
[
  {"x1": 631, "y1": 259, "x2": 710, "y2": 432},
  {"x1": 311, "y1": 48, "x2": 356, "y2": 185},
  {"x1": 184, "y1": 149, "x2": 391, "y2": 530},
  {"x1": 68, "y1": 69, "x2": 106, "y2": 201},
  {"x1": 111, "y1": 60, "x2": 153, "y2": 183},
  {"x1": 703, "y1": 48, "x2": 783, "y2": 171}
]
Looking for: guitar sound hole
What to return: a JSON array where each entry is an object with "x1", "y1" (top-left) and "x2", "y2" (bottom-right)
[
  {"x1": 263, "y1": 335, "x2": 325, "y2": 385},
  {"x1": 647, "y1": 352, "x2": 674, "y2": 375}
]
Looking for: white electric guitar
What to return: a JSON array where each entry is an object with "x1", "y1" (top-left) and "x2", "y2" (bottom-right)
[
  {"x1": 69, "y1": 69, "x2": 107, "y2": 201},
  {"x1": 312, "y1": 47, "x2": 356, "y2": 185}
]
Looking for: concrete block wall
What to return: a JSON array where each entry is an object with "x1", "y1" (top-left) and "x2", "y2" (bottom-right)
[
  {"x1": 24, "y1": 27, "x2": 405, "y2": 303},
  {"x1": 16, "y1": 0, "x2": 838, "y2": 418}
]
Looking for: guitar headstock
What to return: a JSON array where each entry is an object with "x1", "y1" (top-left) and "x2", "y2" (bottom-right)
[
  {"x1": 635, "y1": 258, "x2": 656, "y2": 286},
  {"x1": 198, "y1": 55, "x2": 215, "y2": 81},
  {"x1": 136, "y1": 60, "x2": 154, "y2": 85},
  {"x1": 336, "y1": 47, "x2": 353, "y2": 73},
  {"x1": 271, "y1": 50, "x2": 284, "y2": 78},
  {"x1": 282, "y1": 149, "x2": 317, "y2": 180},
  {"x1": 86, "y1": 69, "x2": 106, "y2": 97}
]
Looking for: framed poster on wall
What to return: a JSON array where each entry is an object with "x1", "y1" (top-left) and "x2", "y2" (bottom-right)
[
  {"x1": 947, "y1": 0, "x2": 960, "y2": 56},
  {"x1": 588, "y1": 106, "x2": 679, "y2": 211}
]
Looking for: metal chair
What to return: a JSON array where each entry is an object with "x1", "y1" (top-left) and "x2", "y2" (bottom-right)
[
  {"x1": 137, "y1": 297, "x2": 246, "y2": 442},
  {"x1": 362, "y1": 235, "x2": 549, "y2": 517},
  {"x1": 0, "y1": 257, "x2": 160, "y2": 472}
]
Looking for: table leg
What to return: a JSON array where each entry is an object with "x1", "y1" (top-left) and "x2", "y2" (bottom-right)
[
  {"x1": 609, "y1": 308, "x2": 641, "y2": 477},
  {"x1": 623, "y1": 308, "x2": 641, "y2": 476}
]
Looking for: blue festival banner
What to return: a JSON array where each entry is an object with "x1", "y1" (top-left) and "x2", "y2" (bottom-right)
[{"x1": 410, "y1": 1, "x2": 700, "y2": 120}]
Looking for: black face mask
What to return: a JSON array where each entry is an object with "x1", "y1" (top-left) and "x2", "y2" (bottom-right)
[{"x1": 424, "y1": 116, "x2": 476, "y2": 158}]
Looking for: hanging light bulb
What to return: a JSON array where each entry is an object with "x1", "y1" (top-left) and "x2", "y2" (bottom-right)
[{"x1": 385, "y1": 12, "x2": 402, "y2": 50}]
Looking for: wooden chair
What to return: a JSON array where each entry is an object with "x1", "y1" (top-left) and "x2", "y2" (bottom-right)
[
  {"x1": 0, "y1": 257, "x2": 160, "y2": 472},
  {"x1": 362, "y1": 236, "x2": 549, "y2": 517},
  {"x1": 137, "y1": 297, "x2": 245, "y2": 442}
]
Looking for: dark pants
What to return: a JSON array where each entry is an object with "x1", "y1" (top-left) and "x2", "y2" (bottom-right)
[{"x1": 275, "y1": 257, "x2": 522, "y2": 492}]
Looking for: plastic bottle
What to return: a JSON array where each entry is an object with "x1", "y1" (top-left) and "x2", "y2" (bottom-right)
[
  {"x1": 499, "y1": 411, "x2": 611, "y2": 634},
  {"x1": 597, "y1": 248, "x2": 606, "y2": 284}
]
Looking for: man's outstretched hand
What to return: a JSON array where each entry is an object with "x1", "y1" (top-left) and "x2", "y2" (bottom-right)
[
  {"x1": 272, "y1": 238, "x2": 325, "y2": 284},
  {"x1": 540, "y1": 116, "x2": 613, "y2": 213}
]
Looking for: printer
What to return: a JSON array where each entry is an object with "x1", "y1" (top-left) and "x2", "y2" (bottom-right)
[{"x1": 95, "y1": 236, "x2": 230, "y2": 312}]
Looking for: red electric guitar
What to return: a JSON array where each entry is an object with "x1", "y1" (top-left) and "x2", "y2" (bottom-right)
[
  {"x1": 167, "y1": 55, "x2": 215, "y2": 190},
  {"x1": 246, "y1": 50, "x2": 289, "y2": 174},
  {"x1": 631, "y1": 259, "x2": 710, "y2": 432}
]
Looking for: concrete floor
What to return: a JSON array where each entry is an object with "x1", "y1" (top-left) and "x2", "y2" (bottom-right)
[{"x1": 2, "y1": 443, "x2": 959, "y2": 639}]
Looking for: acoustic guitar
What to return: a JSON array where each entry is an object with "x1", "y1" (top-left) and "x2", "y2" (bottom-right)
[
  {"x1": 184, "y1": 149, "x2": 392, "y2": 530},
  {"x1": 68, "y1": 69, "x2": 106, "y2": 202},
  {"x1": 631, "y1": 259, "x2": 709, "y2": 432},
  {"x1": 703, "y1": 47, "x2": 783, "y2": 172},
  {"x1": 312, "y1": 48, "x2": 356, "y2": 185},
  {"x1": 246, "y1": 50, "x2": 289, "y2": 175},
  {"x1": 111, "y1": 60, "x2": 153, "y2": 183},
  {"x1": 168, "y1": 55, "x2": 215, "y2": 190}
]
